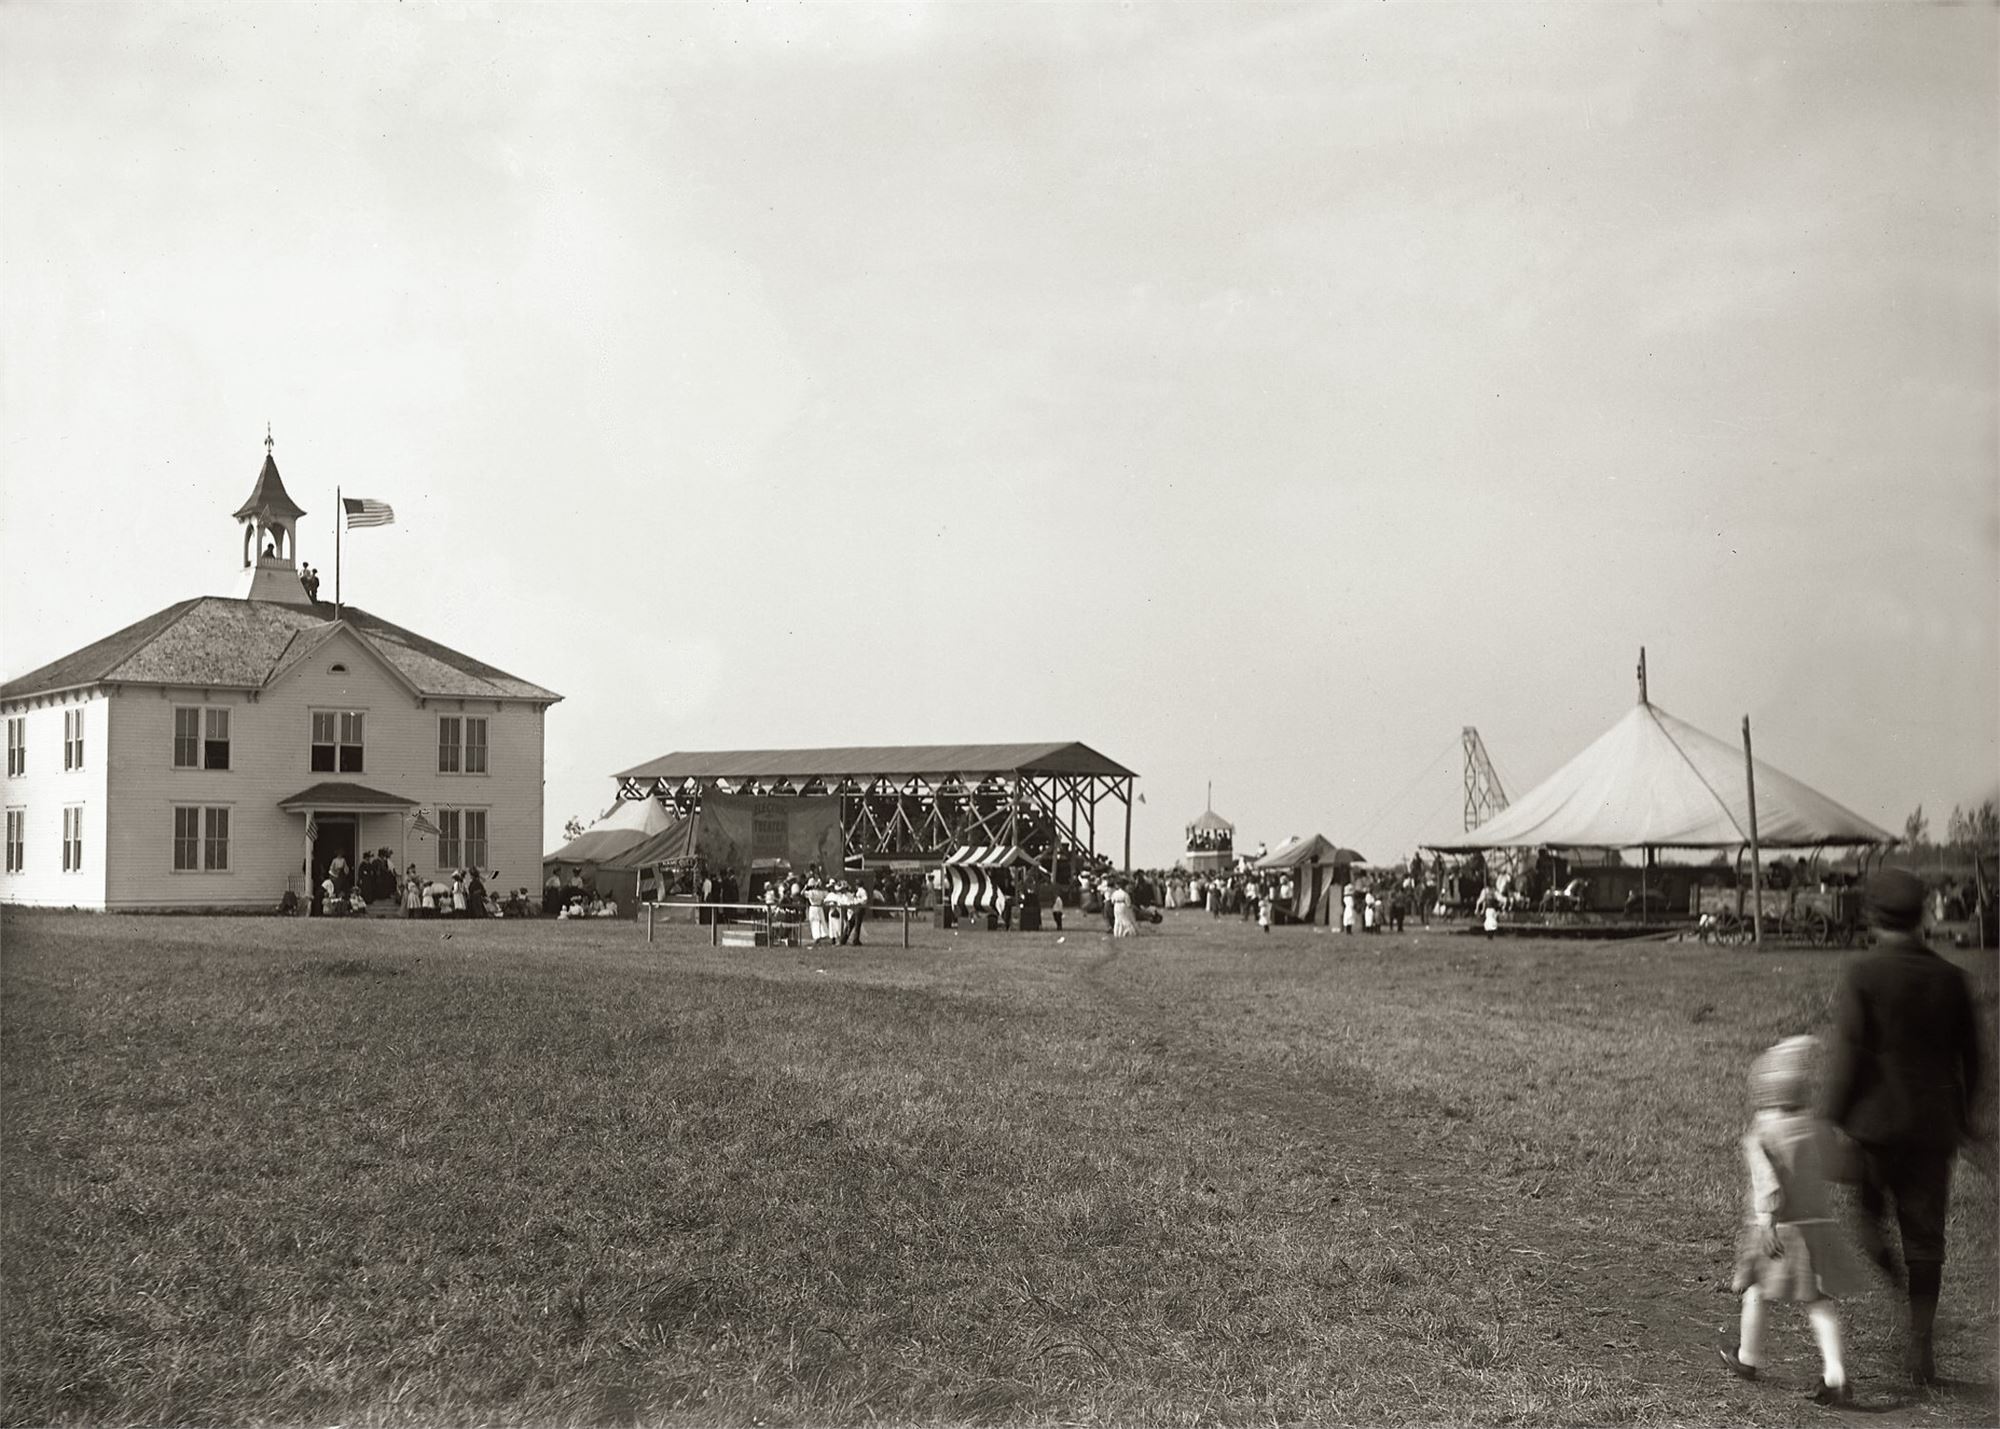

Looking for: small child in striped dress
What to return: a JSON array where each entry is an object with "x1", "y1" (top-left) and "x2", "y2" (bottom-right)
[{"x1": 1720, "y1": 1034, "x2": 1866, "y2": 1407}]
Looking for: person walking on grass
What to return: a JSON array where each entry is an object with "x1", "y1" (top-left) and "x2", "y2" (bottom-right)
[
  {"x1": 1111, "y1": 881, "x2": 1138, "y2": 937},
  {"x1": 1821, "y1": 868, "x2": 1983, "y2": 1387},
  {"x1": 1483, "y1": 901, "x2": 1499, "y2": 940},
  {"x1": 1257, "y1": 885, "x2": 1273, "y2": 934},
  {"x1": 1721, "y1": 1035, "x2": 1866, "y2": 1406}
]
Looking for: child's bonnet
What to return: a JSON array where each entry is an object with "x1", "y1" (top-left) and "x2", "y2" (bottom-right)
[{"x1": 1748, "y1": 1033, "x2": 1819, "y2": 1112}]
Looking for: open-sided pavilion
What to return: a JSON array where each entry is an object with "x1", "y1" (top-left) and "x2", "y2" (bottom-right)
[{"x1": 612, "y1": 742, "x2": 1139, "y2": 876}]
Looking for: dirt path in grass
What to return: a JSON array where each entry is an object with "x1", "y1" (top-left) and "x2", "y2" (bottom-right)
[{"x1": 1075, "y1": 937, "x2": 1976, "y2": 1425}]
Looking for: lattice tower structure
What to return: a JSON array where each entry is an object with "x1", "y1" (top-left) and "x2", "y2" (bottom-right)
[{"x1": 1462, "y1": 726, "x2": 1509, "y2": 831}]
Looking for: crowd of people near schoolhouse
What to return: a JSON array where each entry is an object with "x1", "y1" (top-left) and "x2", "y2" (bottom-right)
[{"x1": 282, "y1": 848, "x2": 537, "y2": 919}]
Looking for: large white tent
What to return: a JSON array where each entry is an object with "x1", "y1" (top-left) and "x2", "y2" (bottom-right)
[
  {"x1": 1426, "y1": 699, "x2": 1892, "y2": 852},
  {"x1": 544, "y1": 795, "x2": 674, "y2": 866}
]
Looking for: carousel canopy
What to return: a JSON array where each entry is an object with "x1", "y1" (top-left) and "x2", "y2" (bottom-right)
[{"x1": 1425, "y1": 700, "x2": 1893, "y2": 851}]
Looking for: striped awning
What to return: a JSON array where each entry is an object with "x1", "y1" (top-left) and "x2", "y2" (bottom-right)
[
  {"x1": 943, "y1": 845, "x2": 1021, "y2": 868},
  {"x1": 947, "y1": 865, "x2": 1009, "y2": 914}
]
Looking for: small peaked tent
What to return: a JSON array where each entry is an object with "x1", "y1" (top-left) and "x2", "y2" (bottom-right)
[
  {"x1": 1426, "y1": 700, "x2": 1892, "y2": 851},
  {"x1": 619, "y1": 818, "x2": 698, "y2": 871},
  {"x1": 619, "y1": 817, "x2": 701, "y2": 902},
  {"x1": 1254, "y1": 835, "x2": 1361, "y2": 923}
]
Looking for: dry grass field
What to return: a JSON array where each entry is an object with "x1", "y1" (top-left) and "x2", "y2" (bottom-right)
[{"x1": 2, "y1": 906, "x2": 1994, "y2": 1427}]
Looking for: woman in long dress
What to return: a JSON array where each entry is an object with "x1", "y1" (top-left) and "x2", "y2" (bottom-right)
[{"x1": 1111, "y1": 882, "x2": 1139, "y2": 937}]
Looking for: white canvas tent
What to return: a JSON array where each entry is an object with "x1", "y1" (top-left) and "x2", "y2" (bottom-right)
[
  {"x1": 1426, "y1": 699, "x2": 1892, "y2": 852},
  {"x1": 544, "y1": 796, "x2": 675, "y2": 867}
]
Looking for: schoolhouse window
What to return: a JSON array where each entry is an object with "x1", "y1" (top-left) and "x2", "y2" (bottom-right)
[
  {"x1": 436, "y1": 807, "x2": 485, "y2": 869},
  {"x1": 311, "y1": 710, "x2": 365, "y2": 773},
  {"x1": 64, "y1": 709, "x2": 83, "y2": 771},
  {"x1": 6, "y1": 716, "x2": 23, "y2": 777},
  {"x1": 204, "y1": 709, "x2": 230, "y2": 770},
  {"x1": 174, "y1": 708, "x2": 200, "y2": 768},
  {"x1": 4, "y1": 808, "x2": 23, "y2": 873},
  {"x1": 173, "y1": 807, "x2": 200, "y2": 871},
  {"x1": 203, "y1": 807, "x2": 230, "y2": 871},
  {"x1": 61, "y1": 805, "x2": 82, "y2": 872}
]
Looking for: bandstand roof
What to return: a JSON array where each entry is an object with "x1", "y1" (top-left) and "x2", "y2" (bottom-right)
[
  {"x1": 616, "y1": 742, "x2": 1135, "y2": 783},
  {"x1": 1188, "y1": 809, "x2": 1234, "y2": 832}
]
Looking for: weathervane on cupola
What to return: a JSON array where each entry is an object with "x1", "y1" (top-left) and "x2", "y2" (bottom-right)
[{"x1": 230, "y1": 427, "x2": 315, "y2": 605}]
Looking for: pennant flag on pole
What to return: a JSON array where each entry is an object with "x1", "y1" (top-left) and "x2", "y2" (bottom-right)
[{"x1": 342, "y1": 497, "x2": 396, "y2": 529}]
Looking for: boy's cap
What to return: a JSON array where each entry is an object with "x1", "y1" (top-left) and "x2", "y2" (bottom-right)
[{"x1": 1865, "y1": 868, "x2": 1924, "y2": 922}]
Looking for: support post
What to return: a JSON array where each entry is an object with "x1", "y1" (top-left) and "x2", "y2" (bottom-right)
[
  {"x1": 1743, "y1": 716, "x2": 1763, "y2": 947},
  {"x1": 1122, "y1": 779, "x2": 1132, "y2": 874},
  {"x1": 334, "y1": 484, "x2": 343, "y2": 621},
  {"x1": 647, "y1": 901, "x2": 655, "y2": 944}
]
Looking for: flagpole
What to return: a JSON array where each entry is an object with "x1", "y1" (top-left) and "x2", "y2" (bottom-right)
[{"x1": 335, "y1": 484, "x2": 343, "y2": 621}]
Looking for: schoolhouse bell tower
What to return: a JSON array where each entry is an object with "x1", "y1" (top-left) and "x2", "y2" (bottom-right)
[{"x1": 231, "y1": 428, "x2": 313, "y2": 604}]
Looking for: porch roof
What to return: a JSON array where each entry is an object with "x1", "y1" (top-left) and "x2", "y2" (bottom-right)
[{"x1": 279, "y1": 782, "x2": 419, "y2": 811}]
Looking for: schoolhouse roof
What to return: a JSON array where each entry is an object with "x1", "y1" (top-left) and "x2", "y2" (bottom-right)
[{"x1": 0, "y1": 596, "x2": 559, "y2": 704}]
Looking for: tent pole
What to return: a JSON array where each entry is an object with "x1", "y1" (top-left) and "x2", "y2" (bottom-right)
[{"x1": 1743, "y1": 716, "x2": 1764, "y2": 947}]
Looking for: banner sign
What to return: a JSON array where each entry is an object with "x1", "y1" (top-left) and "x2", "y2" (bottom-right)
[{"x1": 697, "y1": 793, "x2": 843, "y2": 876}]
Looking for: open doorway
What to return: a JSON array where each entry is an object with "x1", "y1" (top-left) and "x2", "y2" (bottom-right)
[{"x1": 311, "y1": 814, "x2": 359, "y2": 912}]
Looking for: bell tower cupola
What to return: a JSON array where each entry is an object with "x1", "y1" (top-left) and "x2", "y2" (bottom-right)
[{"x1": 231, "y1": 427, "x2": 313, "y2": 604}]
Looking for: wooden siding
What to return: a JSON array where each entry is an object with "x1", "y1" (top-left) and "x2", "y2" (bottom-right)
[
  {"x1": 0, "y1": 692, "x2": 110, "y2": 907},
  {"x1": 92, "y1": 626, "x2": 546, "y2": 910}
]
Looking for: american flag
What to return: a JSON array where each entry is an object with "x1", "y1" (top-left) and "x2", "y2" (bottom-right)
[
  {"x1": 409, "y1": 809, "x2": 442, "y2": 838},
  {"x1": 342, "y1": 497, "x2": 396, "y2": 529},
  {"x1": 305, "y1": 818, "x2": 319, "y2": 841}
]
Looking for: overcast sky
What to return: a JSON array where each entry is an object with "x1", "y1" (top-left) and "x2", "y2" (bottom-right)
[{"x1": 3, "y1": 3, "x2": 1994, "y2": 866}]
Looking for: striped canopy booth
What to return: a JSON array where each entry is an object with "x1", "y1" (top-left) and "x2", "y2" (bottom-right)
[{"x1": 943, "y1": 845, "x2": 1021, "y2": 914}]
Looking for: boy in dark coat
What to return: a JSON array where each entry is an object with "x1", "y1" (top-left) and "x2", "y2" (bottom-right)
[{"x1": 1821, "y1": 868, "x2": 1984, "y2": 1386}]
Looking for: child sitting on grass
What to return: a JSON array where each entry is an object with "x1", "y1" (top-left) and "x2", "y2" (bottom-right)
[{"x1": 1721, "y1": 1034, "x2": 1866, "y2": 1406}]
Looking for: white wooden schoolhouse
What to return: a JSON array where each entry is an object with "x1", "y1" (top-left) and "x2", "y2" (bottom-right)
[{"x1": 0, "y1": 437, "x2": 561, "y2": 910}]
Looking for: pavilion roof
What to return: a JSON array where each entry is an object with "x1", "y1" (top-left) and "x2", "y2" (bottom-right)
[{"x1": 616, "y1": 742, "x2": 1134, "y2": 782}]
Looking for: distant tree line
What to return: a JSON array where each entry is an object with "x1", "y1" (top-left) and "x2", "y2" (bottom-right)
[{"x1": 1903, "y1": 799, "x2": 1999, "y2": 853}]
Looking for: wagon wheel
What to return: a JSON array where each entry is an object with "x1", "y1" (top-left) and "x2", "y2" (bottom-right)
[{"x1": 1802, "y1": 911, "x2": 1832, "y2": 947}]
